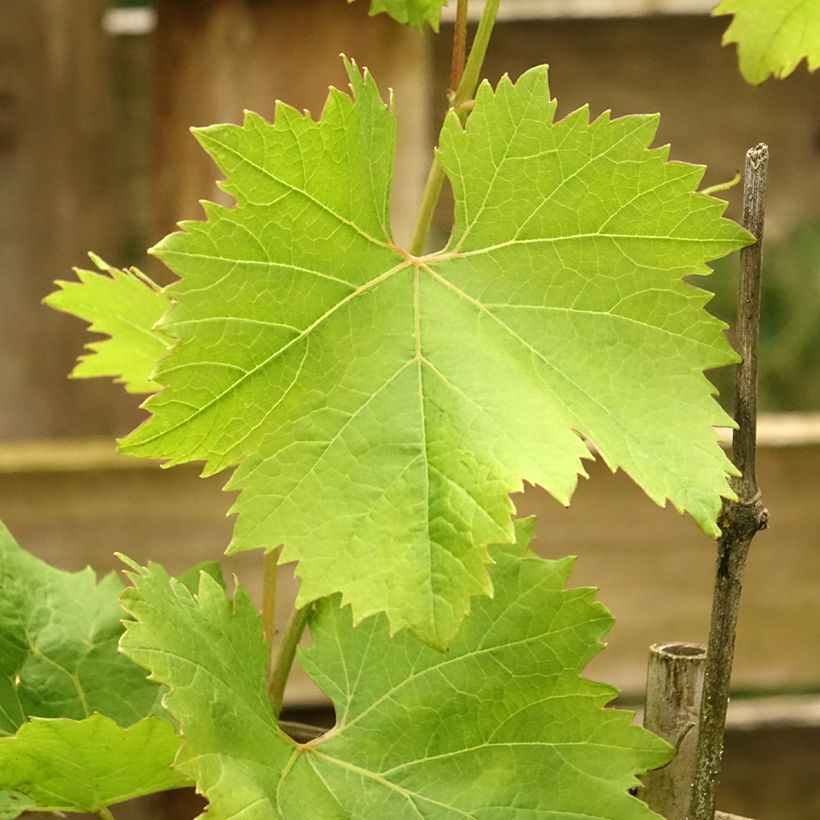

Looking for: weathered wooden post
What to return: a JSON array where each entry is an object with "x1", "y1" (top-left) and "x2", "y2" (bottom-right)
[{"x1": 0, "y1": 0, "x2": 134, "y2": 440}]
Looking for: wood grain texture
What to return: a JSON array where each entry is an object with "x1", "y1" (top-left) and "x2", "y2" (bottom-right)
[
  {"x1": 153, "y1": 0, "x2": 433, "y2": 250},
  {"x1": 0, "y1": 0, "x2": 142, "y2": 441},
  {"x1": 639, "y1": 643, "x2": 707, "y2": 819}
]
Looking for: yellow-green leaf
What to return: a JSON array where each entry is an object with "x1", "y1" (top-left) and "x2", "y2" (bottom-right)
[
  {"x1": 355, "y1": 0, "x2": 448, "y2": 30},
  {"x1": 0, "y1": 716, "x2": 187, "y2": 817},
  {"x1": 714, "y1": 0, "x2": 820, "y2": 84},
  {"x1": 45, "y1": 254, "x2": 171, "y2": 394},
  {"x1": 118, "y1": 63, "x2": 750, "y2": 648}
]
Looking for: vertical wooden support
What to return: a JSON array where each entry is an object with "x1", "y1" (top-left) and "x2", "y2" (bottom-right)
[
  {"x1": 153, "y1": 0, "x2": 433, "y2": 248},
  {"x1": 639, "y1": 642, "x2": 706, "y2": 819},
  {"x1": 0, "y1": 0, "x2": 138, "y2": 439},
  {"x1": 689, "y1": 145, "x2": 769, "y2": 820}
]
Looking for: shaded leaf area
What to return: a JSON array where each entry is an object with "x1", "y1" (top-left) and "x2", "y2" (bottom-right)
[
  {"x1": 0, "y1": 791, "x2": 34, "y2": 820},
  {"x1": 44, "y1": 254, "x2": 172, "y2": 394},
  {"x1": 0, "y1": 525, "x2": 189, "y2": 816},
  {"x1": 58, "y1": 62, "x2": 748, "y2": 648},
  {"x1": 715, "y1": 0, "x2": 820, "y2": 83},
  {"x1": 0, "y1": 523, "x2": 162, "y2": 733},
  {"x1": 360, "y1": 0, "x2": 449, "y2": 31},
  {"x1": 120, "y1": 520, "x2": 672, "y2": 819},
  {"x1": 0, "y1": 716, "x2": 186, "y2": 819}
]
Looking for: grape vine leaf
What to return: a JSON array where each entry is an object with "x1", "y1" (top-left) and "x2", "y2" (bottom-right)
[
  {"x1": 115, "y1": 62, "x2": 751, "y2": 648},
  {"x1": 0, "y1": 524, "x2": 189, "y2": 814},
  {"x1": 44, "y1": 254, "x2": 171, "y2": 394},
  {"x1": 0, "y1": 790, "x2": 34, "y2": 820},
  {"x1": 714, "y1": 0, "x2": 820, "y2": 84},
  {"x1": 0, "y1": 715, "x2": 185, "y2": 818},
  {"x1": 119, "y1": 520, "x2": 672, "y2": 819},
  {"x1": 0, "y1": 523, "x2": 162, "y2": 732},
  {"x1": 356, "y1": 0, "x2": 448, "y2": 31}
]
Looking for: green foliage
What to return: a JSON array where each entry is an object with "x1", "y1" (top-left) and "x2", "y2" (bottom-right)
[
  {"x1": 714, "y1": 0, "x2": 820, "y2": 83},
  {"x1": 0, "y1": 792, "x2": 34, "y2": 820},
  {"x1": 0, "y1": 525, "x2": 188, "y2": 816},
  {"x1": 357, "y1": 0, "x2": 449, "y2": 31},
  {"x1": 110, "y1": 62, "x2": 750, "y2": 648},
  {"x1": 44, "y1": 254, "x2": 171, "y2": 394},
  {"x1": 0, "y1": 716, "x2": 185, "y2": 819},
  {"x1": 0, "y1": 523, "x2": 162, "y2": 731},
  {"x1": 120, "y1": 521, "x2": 671, "y2": 819}
]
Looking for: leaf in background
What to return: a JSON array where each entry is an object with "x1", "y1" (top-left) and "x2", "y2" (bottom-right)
[
  {"x1": 119, "y1": 62, "x2": 749, "y2": 648},
  {"x1": 44, "y1": 254, "x2": 171, "y2": 394},
  {"x1": 0, "y1": 790, "x2": 34, "y2": 820},
  {"x1": 0, "y1": 715, "x2": 187, "y2": 817},
  {"x1": 120, "y1": 520, "x2": 671, "y2": 819},
  {"x1": 356, "y1": 0, "x2": 448, "y2": 31},
  {"x1": 714, "y1": 0, "x2": 820, "y2": 83},
  {"x1": 178, "y1": 559, "x2": 226, "y2": 594},
  {"x1": 0, "y1": 523, "x2": 162, "y2": 734},
  {"x1": 0, "y1": 525, "x2": 188, "y2": 814}
]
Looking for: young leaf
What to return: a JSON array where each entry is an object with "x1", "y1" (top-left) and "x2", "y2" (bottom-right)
[
  {"x1": 44, "y1": 254, "x2": 171, "y2": 394},
  {"x1": 714, "y1": 0, "x2": 820, "y2": 84},
  {"x1": 0, "y1": 525, "x2": 189, "y2": 814},
  {"x1": 118, "y1": 62, "x2": 750, "y2": 648},
  {"x1": 355, "y1": 0, "x2": 448, "y2": 31},
  {"x1": 0, "y1": 715, "x2": 186, "y2": 818},
  {"x1": 119, "y1": 522, "x2": 672, "y2": 819}
]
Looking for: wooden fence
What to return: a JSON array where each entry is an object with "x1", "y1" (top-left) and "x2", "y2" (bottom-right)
[{"x1": 3, "y1": 2, "x2": 820, "y2": 817}]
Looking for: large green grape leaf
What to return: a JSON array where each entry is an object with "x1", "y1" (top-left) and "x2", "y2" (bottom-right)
[
  {"x1": 0, "y1": 715, "x2": 186, "y2": 818},
  {"x1": 118, "y1": 62, "x2": 750, "y2": 648},
  {"x1": 0, "y1": 525, "x2": 188, "y2": 814},
  {"x1": 714, "y1": 0, "x2": 820, "y2": 84},
  {"x1": 355, "y1": 0, "x2": 448, "y2": 30},
  {"x1": 119, "y1": 521, "x2": 672, "y2": 819},
  {"x1": 44, "y1": 254, "x2": 171, "y2": 394}
]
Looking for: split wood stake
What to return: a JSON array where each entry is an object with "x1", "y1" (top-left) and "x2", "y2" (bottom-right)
[
  {"x1": 688, "y1": 144, "x2": 770, "y2": 820},
  {"x1": 639, "y1": 642, "x2": 707, "y2": 819}
]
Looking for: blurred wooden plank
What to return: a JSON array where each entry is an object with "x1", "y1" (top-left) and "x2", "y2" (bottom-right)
[
  {"x1": 517, "y1": 438, "x2": 820, "y2": 695},
  {"x1": 445, "y1": 0, "x2": 715, "y2": 21},
  {"x1": 2, "y1": 413, "x2": 815, "y2": 473},
  {"x1": 1, "y1": 419, "x2": 818, "y2": 701}
]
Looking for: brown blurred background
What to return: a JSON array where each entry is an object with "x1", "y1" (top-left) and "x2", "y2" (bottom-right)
[{"x1": 1, "y1": 1, "x2": 819, "y2": 817}]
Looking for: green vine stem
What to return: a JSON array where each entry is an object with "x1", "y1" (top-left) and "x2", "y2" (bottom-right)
[
  {"x1": 262, "y1": 548, "x2": 278, "y2": 683},
  {"x1": 688, "y1": 144, "x2": 770, "y2": 820},
  {"x1": 450, "y1": 0, "x2": 469, "y2": 92},
  {"x1": 96, "y1": 807, "x2": 115, "y2": 820},
  {"x1": 409, "y1": 0, "x2": 502, "y2": 255},
  {"x1": 268, "y1": 604, "x2": 312, "y2": 718}
]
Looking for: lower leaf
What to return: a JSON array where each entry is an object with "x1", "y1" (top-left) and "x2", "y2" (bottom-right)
[
  {"x1": 0, "y1": 714, "x2": 188, "y2": 816},
  {"x1": 120, "y1": 522, "x2": 672, "y2": 819},
  {"x1": 0, "y1": 790, "x2": 35, "y2": 820}
]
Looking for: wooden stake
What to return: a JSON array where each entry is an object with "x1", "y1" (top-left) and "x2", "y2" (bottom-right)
[
  {"x1": 639, "y1": 642, "x2": 706, "y2": 819},
  {"x1": 688, "y1": 144, "x2": 770, "y2": 820}
]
